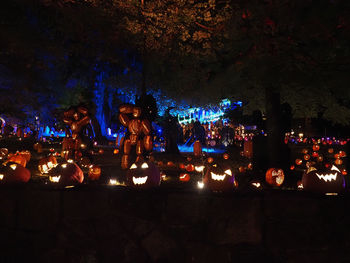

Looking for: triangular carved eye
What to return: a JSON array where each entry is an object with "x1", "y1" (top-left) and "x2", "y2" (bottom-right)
[
  {"x1": 224, "y1": 169, "x2": 232, "y2": 176},
  {"x1": 141, "y1": 163, "x2": 149, "y2": 169},
  {"x1": 130, "y1": 163, "x2": 137, "y2": 169},
  {"x1": 331, "y1": 165, "x2": 341, "y2": 173}
]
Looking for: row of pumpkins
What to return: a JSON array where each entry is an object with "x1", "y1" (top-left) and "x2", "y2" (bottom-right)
[
  {"x1": 0, "y1": 148, "x2": 100, "y2": 185},
  {"x1": 0, "y1": 147, "x2": 346, "y2": 193}
]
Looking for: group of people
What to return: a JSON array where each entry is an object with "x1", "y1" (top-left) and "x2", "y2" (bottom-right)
[{"x1": 180, "y1": 119, "x2": 236, "y2": 147}]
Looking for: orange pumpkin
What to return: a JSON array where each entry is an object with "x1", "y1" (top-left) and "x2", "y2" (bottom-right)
[
  {"x1": 186, "y1": 164, "x2": 195, "y2": 172},
  {"x1": 328, "y1": 148, "x2": 334, "y2": 154},
  {"x1": 339, "y1": 151, "x2": 346, "y2": 157},
  {"x1": 304, "y1": 154, "x2": 310, "y2": 161},
  {"x1": 239, "y1": 166, "x2": 245, "y2": 173},
  {"x1": 167, "y1": 161, "x2": 175, "y2": 167},
  {"x1": 113, "y1": 149, "x2": 119, "y2": 154},
  {"x1": 0, "y1": 148, "x2": 8, "y2": 156},
  {"x1": 38, "y1": 156, "x2": 58, "y2": 174},
  {"x1": 335, "y1": 158, "x2": 343, "y2": 165},
  {"x1": 19, "y1": 150, "x2": 31, "y2": 162},
  {"x1": 48, "y1": 162, "x2": 84, "y2": 185},
  {"x1": 179, "y1": 173, "x2": 190, "y2": 182},
  {"x1": 7, "y1": 154, "x2": 27, "y2": 167},
  {"x1": 88, "y1": 165, "x2": 101, "y2": 181},
  {"x1": 295, "y1": 159, "x2": 303, "y2": 165},
  {"x1": 265, "y1": 168, "x2": 285, "y2": 187},
  {"x1": 179, "y1": 163, "x2": 185, "y2": 170},
  {"x1": 207, "y1": 157, "x2": 214, "y2": 163},
  {"x1": 223, "y1": 153, "x2": 229, "y2": 160},
  {"x1": 312, "y1": 144, "x2": 320, "y2": 151},
  {"x1": 0, "y1": 163, "x2": 31, "y2": 183}
]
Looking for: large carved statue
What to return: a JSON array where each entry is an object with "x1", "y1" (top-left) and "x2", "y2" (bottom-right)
[
  {"x1": 63, "y1": 106, "x2": 91, "y2": 161},
  {"x1": 118, "y1": 104, "x2": 153, "y2": 169}
]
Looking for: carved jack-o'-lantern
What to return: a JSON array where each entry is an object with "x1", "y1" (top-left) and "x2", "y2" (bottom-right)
[
  {"x1": 302, "y1": 165, "x2": 345, "y2": 193},
  {"x1": 38, "y1": 156, "x2": 58, "y2": 174},
  {"x1": 18, "y1": 151, "x2": 31, "y2": 162},
  {"x1": 88, "y1": 165, "x2": 101, "y2": 181},
  {"x1": 126, "y1": 161, "x2": 161, "y2": 188},
  {"x1": 186, "y1": 164, "x2": 195, "y2": 172},
  {"x1": 295, "y1": 159, "x2": 303, "y2": 166},
  {"x1": 312, "y1": 144, "x2": 320, "y2": 151},
  {"x1": 207, "y1": 157, "x2": 214, "y2": 164},
  {"x1": 204, "y1": 163, "x2": 236, "y2": 192},
  {"x1": 0, "y1": 163, "x2": 31, "y2": 183},
  {"x1": 179, "y1": 173, "x2": 190, "y2": 182},
  {"x1": 48, "y1": 162, "x2": 84, "y2": 185},
  {"x1": 265, "y1": 168, "x2": 284, "y2": 187},
  {"x1": 6, "y1": 153, "x2": 27, "y2": 167}
]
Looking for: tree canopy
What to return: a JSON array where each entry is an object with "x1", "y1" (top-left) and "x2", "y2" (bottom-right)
[{"x1": 1, "y1": 0, "x2": 350, "y2": 125}]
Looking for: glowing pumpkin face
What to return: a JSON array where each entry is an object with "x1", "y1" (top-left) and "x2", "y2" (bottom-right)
[
  {"x1": 302, "y1": 165, "x2": 345, "y2": 193},
  {"x1": 48, "y1": 162, "x2": 84, "y2": 186},
  {"x1": 204, "y1": 163, "x2": 235, "y2": 192},
  {"x1": 0, "y1": 162, "x2": 31, "y2": 183},
  {"x1": 38, "y1": 156, "x2": 58, "y2": 174},
  {"x1": 6, "y1": 153, "x2": 27, "y2": 167},
  {"x1": 126, "y1": 161, "x2": 161, "y2": 188},
  {"x1": 265, "y1": 168, "x2": 284, "y2": 187}
]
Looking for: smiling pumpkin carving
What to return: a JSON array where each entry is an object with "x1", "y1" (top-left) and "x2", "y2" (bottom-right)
[
  {"x1": 302, "y1": 165, "x2": 345, "y2": 193},
  {"x1": 126, "y1": 161, "x2": 161, "y2": 188},
  {"x1": 203, "y1": 163, "x2": 236, "y2": 192}
]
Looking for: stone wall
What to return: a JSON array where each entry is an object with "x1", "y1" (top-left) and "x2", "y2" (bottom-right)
[{"x1": 1, "y1": 186, "x2": 350, "y2": 262}]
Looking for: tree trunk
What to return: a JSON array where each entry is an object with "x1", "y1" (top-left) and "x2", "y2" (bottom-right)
[{"x1": 265, "y1": 87, "x2": 289, "y2": 170}]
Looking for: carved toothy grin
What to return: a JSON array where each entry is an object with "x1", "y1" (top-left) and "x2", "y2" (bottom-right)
[
  {"x1": 132, "y1": 176, "x2": 148, "y2": 185},
  {"x1": 316, "y1": 173, "x2": 337, "y2": 182},
  {"x1": 210, "y1": 172, "x2": 226, "y2": 181},
  {"x1": 49, "y1": 175, "x2": 61, "y2": 183}
]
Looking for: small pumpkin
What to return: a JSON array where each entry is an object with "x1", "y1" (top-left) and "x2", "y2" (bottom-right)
[
  {"x1": 88, "y1": 165, "x2": 101, "y2": 181},
  {"x1": 312, "y1": 144, "x2": 320, "y2": 151},
  {"x1": 126, "y1": 161, "x2": 161, "y2": 188},
  {"x1": 186, "y1": 164, "x2": 195, "y2": 172},
  {"x1": 265, "y1": 168, "x2": 284, "y2": 187},
  {"x1": 0, "y1": 148, "x2": 8, "y2": 160},
  {"x1": 179, "y1": 173, "x2": 190, "y2": 182},
  {"x1": 295, "y1": 159, "x2": 303, "y2": 165},
  {"x1": 207, "y1": 157, "x2": 214, "y2": 164}
]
